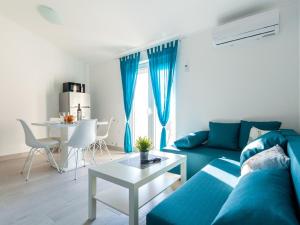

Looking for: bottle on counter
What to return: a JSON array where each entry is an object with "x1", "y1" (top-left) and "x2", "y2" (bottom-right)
[{"x1": 77, "y1": 104, "x2": 82, "y2": 121}]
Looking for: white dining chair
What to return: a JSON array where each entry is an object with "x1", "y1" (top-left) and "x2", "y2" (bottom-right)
[
  {"x1": 93, "y1": 117, "x2": 113, "y2": 161},
  {"x1": 17, "y1": 119, "x2": 61, "y2": 181},
  {"x1": 62, "y1": 119, "x2": 97, "y2": 180}
]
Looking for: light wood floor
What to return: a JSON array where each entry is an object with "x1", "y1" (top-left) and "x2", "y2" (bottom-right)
[{"x1": 0, "y1": 150, "x2": 176, "y2": 225}]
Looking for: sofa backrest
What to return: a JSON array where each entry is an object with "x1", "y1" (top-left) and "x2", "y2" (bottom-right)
[{"x1": 287, "y1": 135, "x2": 300, "y2": 212}]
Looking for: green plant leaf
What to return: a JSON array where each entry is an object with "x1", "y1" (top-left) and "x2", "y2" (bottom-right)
[{"x1": 135, "y1": 136, "x2": 152, "y2": 152}]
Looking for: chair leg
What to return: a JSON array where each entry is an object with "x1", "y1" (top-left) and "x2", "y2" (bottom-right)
[
  {"x1": 26, "y1": 149, "x2": 35, "y2": 182},
  {"x1": 92, "y1": 143, "x2": 96, "y2": 164},
  {"x1": 45, "y1": 148, "x2": 51, "y2": 162},
  {"x1": 93, "y1": 141, "x2": 98, "y2": 150},
  {"x1": 21, "y1": 148, "x2": 33, "y2": 174},
  {"x1": 58, "y1": 143, "x2": 62, "y2": 164},
  {"x1": 82, "y1": 148, "x2": 86, "y2": 167},
  {"x1": 74, "y1": 149, "x2": 79, "y2": 180},
  {"x1": 98, "y1": 140, "x2": 104, "y2": 155},
  {"x1": 47, "y1": 148, "x2": 61, "y2": 173},
  {"x1": 103, "y1": 140, "x2": 112, "y2": 160}
]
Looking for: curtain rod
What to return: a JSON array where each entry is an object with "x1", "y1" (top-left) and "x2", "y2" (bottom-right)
[{"x1": 116, "y1": 34, "x2": 183, "y2": 59}]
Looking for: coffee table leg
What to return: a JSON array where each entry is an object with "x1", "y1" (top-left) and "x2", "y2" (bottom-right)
[
  {"x1": 129, "y1": 187, "x2": 138, "y2": 225},
  {"x1": 88, "y1": 171, "x2": 97, "y2": 220},
  {"x1": 180, "y1": 160, "x2": 187, "y2": 184}
]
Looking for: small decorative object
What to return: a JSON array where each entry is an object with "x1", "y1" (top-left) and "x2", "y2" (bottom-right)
[
  {"x1": 135, "y1": 136, "x2": 152, "y2": 162},
  {"x1": 64, "y1": 114, "x2": 75, "y2": 124},
  {"x1": 77, "y1": 104, "x2": 82, "y2": 121},
  {"x1": 59, "y1": 112, "x2": 66, "y2": 123}
]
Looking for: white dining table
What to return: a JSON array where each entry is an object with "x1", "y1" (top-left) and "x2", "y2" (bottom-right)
[{"x1": 32, "y1": 120, "x2": 108, "y2": 171}]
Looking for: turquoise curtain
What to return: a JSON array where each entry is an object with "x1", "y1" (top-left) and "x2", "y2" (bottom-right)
[
  {"x1": 147, "y1": 40, "x2": 178, "y2": 149},
  {"x1": 120, "y1": 53, "x2": 141, "y2": 153}
]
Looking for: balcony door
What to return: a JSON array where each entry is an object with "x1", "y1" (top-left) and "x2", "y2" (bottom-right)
[{"x1": 131, "y1": 61, "x2": 175, "y2": 150}]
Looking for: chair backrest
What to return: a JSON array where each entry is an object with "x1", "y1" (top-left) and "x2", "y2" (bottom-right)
[
  {"x1": 98, "y1": 117, "x2": 114, "y2": 139},
  {"x1": 68, "y1": 119, "x2": 97, "y2": 149},
  {"x1": 17, "y1": 119, "x2": 37, "y2": 147}
]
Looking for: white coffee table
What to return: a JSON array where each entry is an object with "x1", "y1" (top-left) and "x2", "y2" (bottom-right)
[{"x1": 88, "y1": 151, "x2": 187, "y2": 225}]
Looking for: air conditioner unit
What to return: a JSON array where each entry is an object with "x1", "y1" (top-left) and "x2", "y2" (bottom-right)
[{"x1": 212, "y1": 10, "x2": 279, "y2": 47}]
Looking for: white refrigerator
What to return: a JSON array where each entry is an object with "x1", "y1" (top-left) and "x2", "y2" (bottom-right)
[{"x1": 59, "y1": 92, "x2": 91, "y2": 119}]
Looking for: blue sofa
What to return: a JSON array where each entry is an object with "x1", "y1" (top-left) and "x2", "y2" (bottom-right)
[
  {"x1": 162, "y1": 145, "x2": 241, "y2": 180},
  {"x1": 146, "y1": 130, "x2": 300, "y2": 225}
]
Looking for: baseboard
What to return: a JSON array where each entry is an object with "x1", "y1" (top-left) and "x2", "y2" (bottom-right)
[{"x1": 0, "y1": 151, "x2": 27, "y2": 162}]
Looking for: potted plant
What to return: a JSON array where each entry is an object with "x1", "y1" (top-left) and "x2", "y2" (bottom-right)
[{"x1": 135, "y1": 136, "x2": 152, "y2": 161}]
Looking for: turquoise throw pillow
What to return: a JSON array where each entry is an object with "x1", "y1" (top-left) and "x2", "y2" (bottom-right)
[
  {"x1": 239, "y1": 120, "x2": 281, "y2": 149},
  {"x1": 174, "y1": 131, "x2": 208, "y2": 149},
  {"x1": 240, "y1": 131, "x2": 287, "y2": 166},
  {"x1": 207, "y1": 122, "x2": 240, "y2": 150},
  {"x1": 212, "y1": 169, "x2": 299, "y2": 225}
]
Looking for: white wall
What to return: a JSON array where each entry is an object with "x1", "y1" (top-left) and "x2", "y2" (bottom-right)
[
  {"x1": 299, "y1": 0, "x2": 300, "y2": 127},
  {"x1": 90, "y1": 1, "x2": 299, "y2": 147},
  {"x1": 90, "y1": 60, "x2": 125, "y2": 147},
  {"x1": 176, "y1": 2, "x2": 299, "y2": 137},
  {"x1": 0, "y1": 15, "x2": 89, "y2": 156}
]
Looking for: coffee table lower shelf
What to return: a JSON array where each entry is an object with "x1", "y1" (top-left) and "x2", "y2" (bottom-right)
[{"x1": 93, "y1": 172, "x2": 180, "y2": 215}]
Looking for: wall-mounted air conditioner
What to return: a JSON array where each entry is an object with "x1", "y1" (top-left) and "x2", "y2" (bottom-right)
[{"x1": 212, "y1": 9, "x2": 279, "y2": 47}]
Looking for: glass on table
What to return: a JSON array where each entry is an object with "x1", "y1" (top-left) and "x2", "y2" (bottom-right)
[{"x1": 59, "y1": 112, "x2": 66, "y2": 123}]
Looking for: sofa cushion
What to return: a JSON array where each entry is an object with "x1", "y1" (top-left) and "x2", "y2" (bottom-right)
[
  {"x1": 207, "y1": 122, "x2": 240, "y2": 150},
  {"x1": 247, "y1": 126, "x2": 270, "y2": 144},
  {"x1": 240, "y1": 131, "x2": 287, "y2": 166},
  {"x1": 174, "y1": 131, "x2": 209, "y2": 149},
  {"x1": 162, "y1": 145, "x2": 241, "y2": 179},
  {"x1": 280, "y1": 129, "x2": 299, "y2": 137},
  {"x1": 146, "y1": 158, "x2": 240, "y2": 225},
  {"x1": 286, "y1": 136, "x2": 300, "y2": 213},
  {"x1": 239, "y1": 120, "x2": 281, "y2": 149},
  {"x1": 212, "y1": 169, "x2": 299, "y2": 225},
  {"x1": 241, "y1": 145, "x2": 290, "y2": 177}
]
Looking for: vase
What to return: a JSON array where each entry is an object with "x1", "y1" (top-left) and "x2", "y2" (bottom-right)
[{"x1": 140, "y1": 152, "x2": 149, "y2": 161}]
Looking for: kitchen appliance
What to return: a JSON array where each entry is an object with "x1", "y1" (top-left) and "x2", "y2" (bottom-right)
[
  {"x1": 59, "y1": 92, "x2": 91, "y2": 119},
  {"x1": 63, "y1": 82, "x2": 84, "y2": 93}
]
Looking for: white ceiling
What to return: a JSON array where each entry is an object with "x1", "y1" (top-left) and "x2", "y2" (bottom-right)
[{"x1": 0, "y1": 0, "x2": 292, "y2": 64}]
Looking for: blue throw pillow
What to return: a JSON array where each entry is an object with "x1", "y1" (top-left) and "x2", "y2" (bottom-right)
[
  {"x1": 239, "y1": 120, "x2": 281, "y2": 149},
  {"x1": 212, "y1": 169, "x2": 299, "y2": 225},
  {"x1": 207, "y1": 122, "x2": 240, "y2": 150},
  {"x1": 240, "y1": 131, "x2": 287, "y2": 166},
  {"x1": 174, "y1": 131, "x2": 208, "y2": 149}
]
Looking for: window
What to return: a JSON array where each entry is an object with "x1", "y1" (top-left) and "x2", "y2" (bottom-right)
[
  {"x1": 131, "y1": 63, "x2": 149, "y2": 140},
  {"x1": 131, "y1": 61, "x2": 176, "y2": 149}
]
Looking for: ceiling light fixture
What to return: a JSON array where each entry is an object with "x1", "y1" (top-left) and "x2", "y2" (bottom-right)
[{"x1": 37, "y1": 5, "x2": 62, "y2": 25}]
